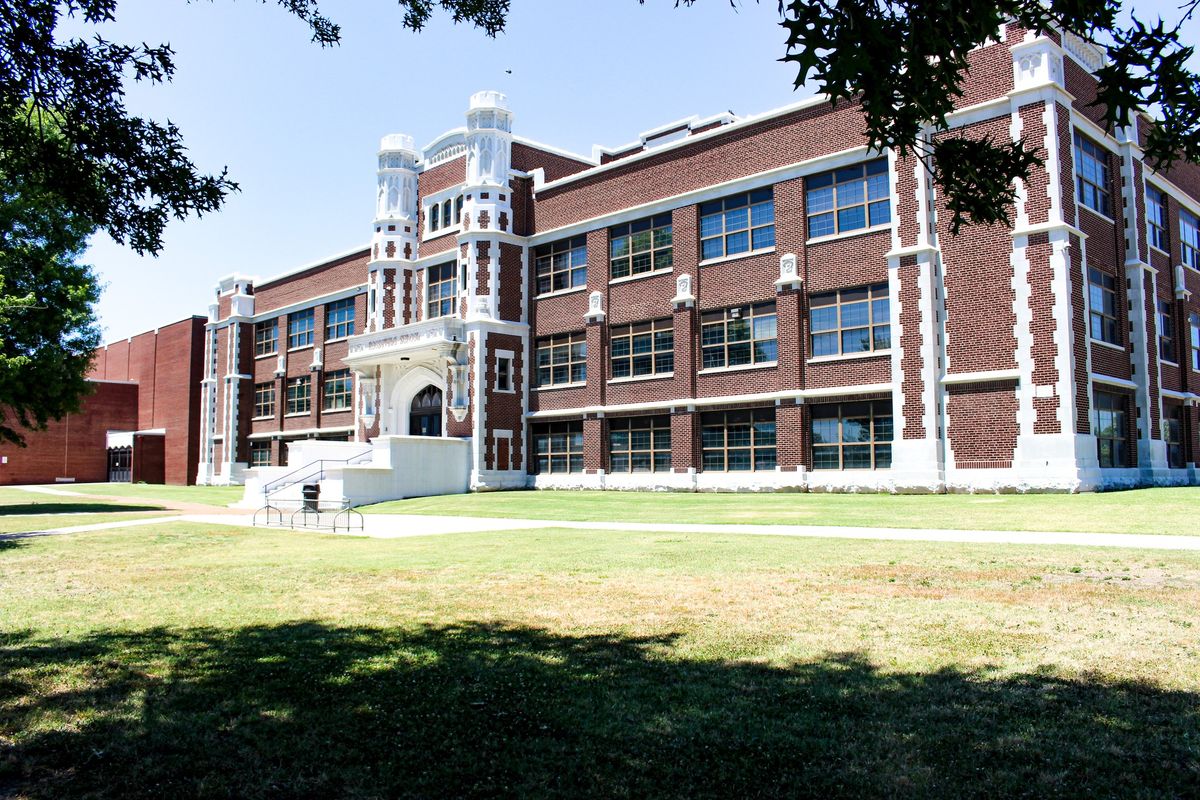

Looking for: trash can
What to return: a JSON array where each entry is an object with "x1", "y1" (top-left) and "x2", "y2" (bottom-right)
[{"x1": 301, "y1": 483, "x2": 320, "y2": 512}]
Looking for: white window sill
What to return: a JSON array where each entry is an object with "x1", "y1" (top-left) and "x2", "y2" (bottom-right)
[
  {"x1": 698, "y1": 247, "x2": 775, "y2": 268},
  {"x1": 1090, "y1": 338, "x2": 1126, "y2": 353},
  {"x1": 324, "y1": 336, "x2": 352, "y2": 345},
  {"x1": 423, "y1": 225, "x2": 462, "y2": 242},
  {"x1": 1078, "y1": 204, "x2": 1118, "y2": 226},
  {"x1": 608, "y1": 372, "x2": 674, "y2": 385},
  {"x1": 698, "y1": 361, "x2": 777, "y2": 376},
  {"x1": 1149, "y1": 244, "x2": 1171, "y2": 258},
  {"x1": 1161, "y1": 359, "x2": 1180, "y2": 367},
  {"x1": 322, "y1": 407, "x2": 352, "y2": 414},
  {"x1": 284, "y1": 412, "x2": 311, "y2": 418},
  {"x1": 251, "y1": 415, "x2": 274, "y2": 421},
  {"x1": 287, "y1": 345, "x2": 313, "y2": 354},
  {"x1": 808, "y1": 349, "x2": 893, "y2": 364},
  {"x1": 609, "y1": 268, "x2": 673, "y2": 286},
  {"x1": 493, "y1": 387, "x2": 516, "y2": 394},
  {"x1": 534, "y1": 382, "x2": 586, "y2": 392},
  {"x1": 255, "y1": 352, "x2": 279, "y2": 360},
  {"x1": 535, "y1": 285, "x2": 588, "y2": 301},
  {"x1": 806, "y1": 223, "x2": 891, "y2": 246}
]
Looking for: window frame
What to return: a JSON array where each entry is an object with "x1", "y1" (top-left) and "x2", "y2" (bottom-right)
[
  {"x1": 810, "y1": 400, "x2": 894, "y2": 471},
  {"x1": 700, "y1": 302, "x2": 778, "y2": 370},
  {"x1": 809, "y1": 284, "x2": 891, "y2": 358},
  {"x1": 324, "y1": 297, "x2": 356, "y2": 341},
  {"x1": 285, "y1": 375, "x2": 312, "y2": 415},
  {"x1": 322, "y1": 369, "x2": 353, "y2": 412},
  {"x1": 608, "y1": 415, "x2": 672, "y2": 473},
  {"x1": 1146, "y1": 185, "x2": 1168, "y2": 252},
  {"x1": 805, "y1": 158, "x2": 891, "y2": 239},
  {"x1": 287, "y1": 308, "x2": 315, "y2": 350},
  {"x1": 534, "y1": 235, "x2": 588, "y2": 296},
  {"x1": 253, "y1": 382, "x2": 275, "y2": 419},
  {"x1": 1182, "y1": 209, "x2": 1200, "y2": 271},
  {"x1": 1158, "y1": 298, "x2": 1177, "y2": 363},
  {"x1": 254, "y1": 319, "x2": 278, "y2": 357},
  {"x1": 532, "y1": 420, "x2": 584, "y2": 474},
  {"x1": 609, "y1": 213, "x2": 673, "y2": 280},
  {"x1": 496, "y1": 356, "x2": 513, "y2": 392},
  {"x1": 249, "y1": 441, "x2": 272, "y2": 468},
  {"x1": 535, "y1": 332, "x2": 587, "y2": 388},
  {"x1": 1074, "y1": 132, "x2": 1113, "y2": 218},
  {"x1": 700, "y1": 407, "x2": 777, "y2": 472},
  {"x1": 1092, "y1": 390, "x2": 1129, "y2": 468},
  {"x1": 699, "y1": 188, "x2": 775, "y2": 262},
  {"x1": 426, "y1": 261, "x2": 459, "y2": 319},
  {"x1": 1165, "y1": 405, "x2": 1185, "y2": 469},
  {"x1": 1191, "y1": 313, "x2": 1200, "y2": 371},
  {"x1": 610, "y1": 318, "x2": 674, "y2": 379},
  {"x1": 1088, "y1": 267, "x2": 1121, "y2": 346}
]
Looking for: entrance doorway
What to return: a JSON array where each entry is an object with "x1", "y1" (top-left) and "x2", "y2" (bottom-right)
[{"x1": 409, "y1": 385, "x2": 443, "y2": 437}]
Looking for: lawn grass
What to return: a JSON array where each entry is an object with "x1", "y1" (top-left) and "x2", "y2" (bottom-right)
[
  {"x1": 2, "y1": 522, "x2": 1198, "y2": 797},
  {"x1": 361, "y1": 486, "x2": 1200, "y2": 535},
  {"x1": 53, "y1": 482, "x2": 243, "y2": 507},
  {"x1": 0, "y1": 511, "x2": 174, "y2": 535}
]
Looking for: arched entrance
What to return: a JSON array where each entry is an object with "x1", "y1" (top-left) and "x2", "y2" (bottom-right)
[{"x1": 409, "y1": 385, "x2": 443, "y2": 437}]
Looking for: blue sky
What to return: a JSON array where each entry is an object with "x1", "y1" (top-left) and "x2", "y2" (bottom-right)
[{"x1": 78, "y1": 0, "x2": 1195, "y2": 341}]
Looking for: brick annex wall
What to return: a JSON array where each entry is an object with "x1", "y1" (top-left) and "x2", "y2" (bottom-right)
[
  {"x1": 946, "y1": 381, "x2": 1020, "y2": 468},
  {"x1": 482, "y1": 333, "x2": 525, "y2": 471},
  {"x1": 0, "y1": 382, "x2": 138, "y2": 485}
]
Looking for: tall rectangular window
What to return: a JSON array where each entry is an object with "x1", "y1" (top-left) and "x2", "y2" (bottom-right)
[
  {"x1": 1159, "y1": 298, "x2": 1177, "y2": 363},
  {"x1": 325, "y1": 298, "x2": 355, "y2": 340},
  {"x1": 1092, "y1": 390, "x2": 1128, "y2": 468},
  {"x1": 532, "y1": 421, "x2": 583, "y2": 474},
  {"x1": 1074, "y1": 132, "x2": 1112, "y2": 218},
  {"x1": 1146, "y1": 185, "x2": 1168, "y2": 251},
  {"x1": 1191, "y1": 313, "x2": 1200, "y2": 371},
  {"x1": 535, "y1": 333, "x2": 586, "y2": 387},
  {"x1": 700, "y1": 408, "x2": 776, "y2": 471},
  {"x1": 249, "y1": 441, "x2": 272, "y2": 467},
  {"x1": 700, "y1": 302, "x2": 777, "y2": 369},
  {"x1": 535, "y1": 236, "x2": 587, "y2": 295},
  {"x1": 254, "y1": 320, "x2": 278, "y2": 356},
  {"x1": 611, "y1": 319, "x2": 673, "y2": 379},
  {"x1": 1088, "y1": 268, "x2": 1120, "y2": 345},
  {"x1": 1182, "y1": 209, "x2": 1200, "y2": 270},
  {"x1": 323, "y1": 369, "x2": 353, "y2": 411},
  {"x1": 608, "y1": 415, "x2": 672, "y2": 473},
  {"x1": 810, "y1": 400, "x2": 894, "y2": 470},
  {"x1": 253, "y1": 383, "x2": 275, "y2": 418},
  {"x1": 496, "y1": 357, "x2": 513, "y2": 391},
  {"x1": 806, "y1": 158, "x2": 891, "y2": 238},
  {"x1": 286, "y1": 375, "x2": 311, "y2": 415},
  {"x1": 287, "y1": 309, "x2": 314, "y2": 349},
  {"x1": 1165, "y1": 405, "x2": 1185, "y2": 468},
  {"x1": 610, "y1": 214, "x2": 673, "y2": 279},
  {"x1": 699, "y1": 188, "x2": 774, "y2": 261},
  {"x1": 427, "y1": 262, "x2": 458, "y2": 318},
  {"x1": 810, "y1": 284, "x2": 891, "y2": 357}
]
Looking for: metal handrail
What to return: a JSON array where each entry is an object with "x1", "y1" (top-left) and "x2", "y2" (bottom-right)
[{"x1": 262, "y1": 448, "x2": 373, "y2": 497}]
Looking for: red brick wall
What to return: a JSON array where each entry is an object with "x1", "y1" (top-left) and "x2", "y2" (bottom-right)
[
  {"x1": 253, "y1": 251, "x2": 369, "y2": 314},
  {"x1": 946, "y1": 381, "x2": 1020, "y2": 468},
  {"x1": 482, "y1": 333, "x2": 525, "y2": 471}
]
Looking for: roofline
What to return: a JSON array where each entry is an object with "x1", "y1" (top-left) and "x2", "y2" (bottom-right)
[{"x1": 252, "y1": 244, "x2": 372, "y2": 290}]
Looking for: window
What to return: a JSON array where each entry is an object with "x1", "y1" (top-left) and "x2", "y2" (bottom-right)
[
  {"x1": 454, "y1": 195, "x2": 463, "y2": 224},
  {"x1": 323, "y1": 369, "x2": 353, "y2": 411},
  {"x1": 699, "y1": 188, "x2": 775, "y2": 260},
  {"x1": 1147, "y1": 185, "x2": 1168, "y2": 252},
  {"x1": 536, "y1": 333, "x2": 586, "y2": 387},
  {"x1": 1092, "y1": 390, "x2": 1128, "y2": 468},
  {"x1": 1182, "y1": 209, "x2": 1200, "y2": 270},
  {"x1": 608, "y1": 415, "x2": 672, "y2": 473},
  {"x1": 427, "y1": 262, "x2": 458, "y2": 318},
  {"x1": 430, "y1": 202, "x2": 440, "y2": 232},
  {"x1": 810, "y1": 284, "x2": 891, "y2": 357},
  {"x1": 806, "y1": 158, "x2": 890, "y2": 238},
  {"x1": 700, "y1": 302, "x2": 777, "y2": 369},
  {"x1": 287, "y1": 309, "x2": 314, "y2": 349},
  {"x1": 254, "y1": 320, "x2": 278, "y2": 356},
  {"x1": 610, "y1": 214, "x2": 673, "y2": 279},
  {"x1": 811, "y1": 400, "x2": 894, "y2": 470},
  {"x1": 533, "y1": 421, "x2": 583, "y2": 474},
  {"x1": 1191, "y1": 313, "x2": 1200, "y2": 371},
  {"x1": 496, "y1": 357, "x2": 513, "y2": 391},
  {"x1": 286, "y1": 376, "x2": 311, "y2": 415},
  {"x1": 700, "y1": 407, "x2": 776, "y2": 471},
  {"x1": 1159, "y1": 299, "x2": 1177, "y2": 363},
  {"x1": 1165, "y1": 405, "x2": 1185, "y2": 468},
  {"x1": 325, "y1": 298, "x2": 355, "y2": 340},
  {"x1": 442, "y1": 199, "x2": 453, "y2": 229},
  {"x1": 253, "y1": 383, "x2": 275, "y2": 418},
  {"x1": 1088, "y1": 268, "x2": 1120, "y2": 345},
  {"x1": 1074, "y1": 132, "x2": 1112, "y2": 217},
  {"x1": 535, "y1": 236, "x2": 587, "y2": 295},
  {"x1": 611, "y1": 319, "x2": 673, "y2": 379},
  {"x1": 249, "y1": 441, "x2": 271, "y2": 468}
]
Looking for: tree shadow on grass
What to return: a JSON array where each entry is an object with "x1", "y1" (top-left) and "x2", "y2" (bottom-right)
[
  {"x1": 0, "y1": 622, "x2": 1196, "y2": 799},
  {"x1": 0, "y1": 502, "x2": 165, "y2": 516}
]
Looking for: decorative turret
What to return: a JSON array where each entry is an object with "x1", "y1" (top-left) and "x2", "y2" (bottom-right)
[
  {"x1": 368, "y1": 133, "x2": 419, "y2": 331},
  {"x1": 462, "y1": 91, "x2": 513, "y2": 236}
]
